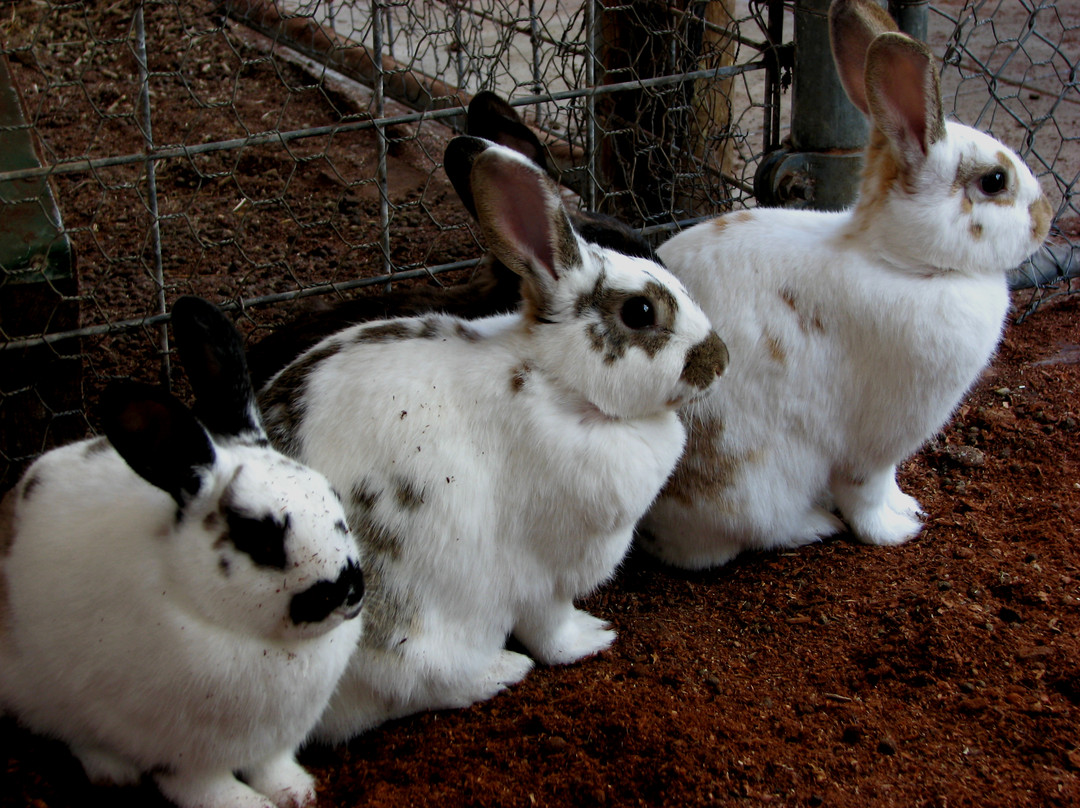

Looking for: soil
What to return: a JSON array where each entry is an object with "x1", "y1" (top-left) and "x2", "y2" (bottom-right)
[{"x1": 2, "y1": 5, "x2": 1078, "y2": 808}]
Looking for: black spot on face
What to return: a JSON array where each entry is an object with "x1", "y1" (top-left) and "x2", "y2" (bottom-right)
[
  {"x1": 222, "y1": 506, "x2": 289, "y2": 570},
  {"x1": 289, "y1": 559, "x2": 364, "y2": 625}
]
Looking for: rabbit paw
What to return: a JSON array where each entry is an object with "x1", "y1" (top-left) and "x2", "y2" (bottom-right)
[
  {"x1": 155, "y1": 769, "x2": 280, "y2": 808},
  {"x1": 886, "y1": 486, "x2": 925, "y2": 521},
  {"x1": 242, "y1": 753, "x2": 317, "y2": 808},
  {"x1": 517, "y1": 606, "x2": 615, "y2": 666},
  {"x1": 852, "y1": 505, "x2": 923, "y2": 546},
  {"x1": 468, "y1": 649, "x2": 535, "y2": 704},
  {"x1": 72, "y1": 745, "x2": 142, "y2": 787},
  {"x1": 833, "y1": 470, "x2": 923, "y2": 547},
  {"x1": 794, "y1": 506, "x2": 846, "y2": 546}
]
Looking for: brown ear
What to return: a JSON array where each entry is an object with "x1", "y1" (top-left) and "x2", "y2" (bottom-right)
[
  {"x1": 828, "y1": 0, "x2": 898, "y2": 116},
  {"x1": 469, "y1": 144, "x2": 581, "y2": 311},
  {"x1": 864, "y1": 33, "x2": 946, "y2": 170}
]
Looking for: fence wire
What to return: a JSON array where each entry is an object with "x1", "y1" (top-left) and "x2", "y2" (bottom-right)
[{"x1": 0, "y1": 0, "x2": 1076, "y2": 490}]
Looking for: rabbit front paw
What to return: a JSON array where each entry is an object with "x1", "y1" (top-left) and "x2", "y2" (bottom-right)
[
  {"x1": 516, "y1": 605, "x2": 615, "y2": 666},
  {"x1": 155, "y1": 769, "x2": 281, "y2": 808},
  {"x1": 468, "y1": 649, "x2": 535, "y2": 703},
  {"x1": 241, "y1": 753, "x2": 317, "y2": 808}
]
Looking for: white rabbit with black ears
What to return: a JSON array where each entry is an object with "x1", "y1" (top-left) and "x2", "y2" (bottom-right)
[
  {"x1": 641, "y1": 0, "x2": 1052, "y2": 570},
  {"x1": 0, "y1": 296, "x2": 364, "y2": 808},
  {"x1": 258, "y1": 136, "x2": 728, "y2": 744}
]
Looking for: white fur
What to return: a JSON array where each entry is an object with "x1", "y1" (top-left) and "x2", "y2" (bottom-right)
[
  {"x1": 259, "y1": 139, "x2": 725, "y2": 743},
  {"x1": 0, "y1": 298, "x2": 364, "y2": 808},
  {"x1": 640, "y1": 1, "x2": 1051, "y2": 570}
]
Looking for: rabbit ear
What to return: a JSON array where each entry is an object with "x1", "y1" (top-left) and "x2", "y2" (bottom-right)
[
  {"x1": 171, "y1": 296, "x2": 265, "y2": 444},
  {"x1": 466, "y1": 91, "x2": 550, "y2": 174},
  {"x1": 444, "y1": 135, "x2": 489, "y2": 220},
  {"x1": 864, "y1": 33, "x2": 946, "y2": 169},
  {"x1": 829, "y1": 0, "x2": 899, "y2": 116},
  {"x1": 101, "y1": 381, "x2": 215, "y2": 509},
  {"x1": 465, "y1": 139, "x2": 581, "y2": 300}
]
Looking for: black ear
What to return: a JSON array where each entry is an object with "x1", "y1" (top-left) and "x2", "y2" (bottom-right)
[
  {"x1": 444, "y1": 135, "x2": 491, "y2": 220},
  {"x1": 102, "y1": 381, "x2": 215, "y2": 509},
  {"x1": 466, "y1": 91, "x2": 550, "y2": 173},
  {"x1": 170, "y1": 296, "x2": 264, "y2": 443}
]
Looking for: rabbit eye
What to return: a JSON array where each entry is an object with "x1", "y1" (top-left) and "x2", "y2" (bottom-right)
[
  {"x1": 979, "y1": 169, "x2": 1008, "y2": 196},
  {"x1": 224, "y1": 508, "x2": 289, "y2": 570},
  {"x1": 620, "y1": 296, "x2": 656, "y2": 330}
]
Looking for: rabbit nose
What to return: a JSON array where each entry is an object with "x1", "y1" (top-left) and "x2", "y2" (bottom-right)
[
  {"x1": 342, "y1": 560, "x2": 365, "y2": 609},
  {"x1": 289, "y1": 561, "x2": 365, "y2": 625},
  {"x1": 681, "y1": 331, "x2": 729, "y2": 389}
]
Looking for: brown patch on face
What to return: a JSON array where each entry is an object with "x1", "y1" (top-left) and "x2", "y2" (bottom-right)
[
  {"x1": 681, "y1": 332, "x2": 728, "y2": 390},
  {"x1": 969, "y1": 222, "x2": 984, "y2": 240},
  {"x1": 578, "y1": 275, "x2": 678, "y2": 363},
  {"x1": 954, "y1": 154, "x2": 1021, "y2": 214},
  {"x1": 1030, "y1": 194, "x2": 1052, "y2": 242}
]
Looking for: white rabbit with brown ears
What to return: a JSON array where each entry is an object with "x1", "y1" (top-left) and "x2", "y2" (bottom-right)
[
  {"x1": 641, "y1": 0, "x2": 1052, "y2": 570},
  {"x1": 258, "y1": 136, "x2": 728, "y2": 744}
]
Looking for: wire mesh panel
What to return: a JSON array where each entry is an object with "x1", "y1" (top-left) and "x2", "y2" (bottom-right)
[{"x1": 0, "y1": 0, "x2": 1075, "y2": 490}]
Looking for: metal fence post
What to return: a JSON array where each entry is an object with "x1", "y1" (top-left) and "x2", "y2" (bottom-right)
[{"x1": 756, "y1": 0, "x2": 927, "y2": 210}]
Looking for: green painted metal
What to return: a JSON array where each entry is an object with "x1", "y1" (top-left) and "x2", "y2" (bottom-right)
[{"x1": 0, "y1": 56, "x2": 73, "y2": 284}]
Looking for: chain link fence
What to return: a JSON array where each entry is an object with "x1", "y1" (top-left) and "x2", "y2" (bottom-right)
[{"x1": 0, "y1": 0, "x2": 1076, "y2": 490}]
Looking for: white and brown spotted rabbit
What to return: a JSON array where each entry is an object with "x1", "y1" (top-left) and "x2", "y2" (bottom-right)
[
  {"x1": 246, "y1": 90, "x2": 655, "y2": 389},
  {"x1": 0, "y1": 296, "x2": 364, "y2": 808},
  {"x1": 258, "y1": 137, "x2": 727, "y2": 743},
  {"x1": 640, "y1": 0, "x2": 1052, "y2": 569}
]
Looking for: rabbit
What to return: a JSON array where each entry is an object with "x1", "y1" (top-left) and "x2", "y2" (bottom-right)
[
  {"x1": 639, "y1": 0, "x2": 1053, "y2": 570},
  {"x1": 246, "y1": 90, "x2": 656, "y2": 389},
  {"x1": 257, "y1": 136, "x2": 728, "y2": 744},
  {"x1": 0, "y1": 296, "x2": 365, "y2": 808}
]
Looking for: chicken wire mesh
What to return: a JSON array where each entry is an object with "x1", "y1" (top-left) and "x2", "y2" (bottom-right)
[{"x1": 0, "y1": 0, "x2": 1076, "y2": 491}]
